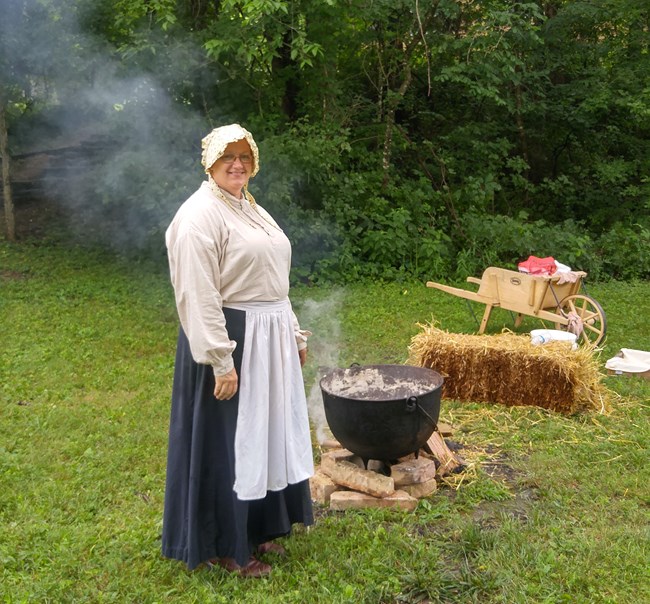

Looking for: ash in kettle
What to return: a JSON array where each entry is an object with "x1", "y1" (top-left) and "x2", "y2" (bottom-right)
[{"x1": 321, "y1": 366, "x2": 441, "y2": 401}]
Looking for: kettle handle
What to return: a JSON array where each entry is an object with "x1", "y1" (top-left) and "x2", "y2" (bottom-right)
[{"x1": 406, "y1": 396, "x2": 438, "y2": 430}]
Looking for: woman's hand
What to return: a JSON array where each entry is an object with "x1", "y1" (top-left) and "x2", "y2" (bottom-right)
[
  {"x1": 214, "y1": 368, "x2": 238, "y2": 400},
  {"x1": 299, "y1": 347, "x2": 307, "y2": 367}
]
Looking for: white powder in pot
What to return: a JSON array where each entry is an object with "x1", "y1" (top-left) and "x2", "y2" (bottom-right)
[{"x1": 322, "y1": 367, "x2": 441, "y2": 401}]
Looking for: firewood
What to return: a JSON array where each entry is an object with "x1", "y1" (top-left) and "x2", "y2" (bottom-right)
[
  {"x1": 424, "y1": 431, "x2": 464, "y2": 476},
  {"x1": 321, "y1": 459, "x2": 395, "y2": 498}
]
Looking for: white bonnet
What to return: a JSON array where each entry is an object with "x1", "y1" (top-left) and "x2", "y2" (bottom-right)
[{"x1": 201, "y1": 123, "x2": 259, "y2": 177}]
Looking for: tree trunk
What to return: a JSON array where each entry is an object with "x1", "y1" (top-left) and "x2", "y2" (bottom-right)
[
  {"x1": 0, "y1": 105, "x2": 16, "y2": 241},
  {"x1": 381, "y1": 66, "x2": 412, "y2": 189},
  {"x1": 271, "y1": 30, "x2": 298, "y2": 121},
  {"x1": 380, "y1": 2, "x2": 439, "y2": 188},
  {"x1": 514, "y1": 82, "x2": 531, "y2": 206}
]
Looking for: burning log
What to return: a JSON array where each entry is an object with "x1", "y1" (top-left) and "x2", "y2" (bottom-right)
[{"x1": 424, "y1": 431, "x2": 465, "y2": 476}]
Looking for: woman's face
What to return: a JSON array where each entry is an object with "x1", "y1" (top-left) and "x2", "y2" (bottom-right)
[{"x1": 209, "y1": 139, "x2": 253, "y2": 197}]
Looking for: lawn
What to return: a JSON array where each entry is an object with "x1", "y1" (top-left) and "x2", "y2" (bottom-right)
[{"x1": 1, "y1": 239, "x2": 648, "y2": 603}]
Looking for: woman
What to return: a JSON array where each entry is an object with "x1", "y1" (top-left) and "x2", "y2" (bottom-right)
[{"x1": 162, "y1": 124, "x2": 314, "y2": 577}]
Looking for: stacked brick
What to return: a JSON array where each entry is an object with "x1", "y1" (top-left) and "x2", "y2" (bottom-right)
[{"x1": 310, "y1": 425, "x2": 461, "y2": 511}]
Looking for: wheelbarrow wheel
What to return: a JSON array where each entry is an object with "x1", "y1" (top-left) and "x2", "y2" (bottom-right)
[{"x1": 554, "y1": 294, "x2": 606, "y2": 347}]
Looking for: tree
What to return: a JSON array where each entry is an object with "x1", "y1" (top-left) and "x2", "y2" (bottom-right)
[
  {"x1": 535, "y1": 0, "x2": 650, "y2": 228},
  {"x1": 2, "y1": 0, "x2": 648, "y2": 279},
  {"x1": 0, "y1": 100, "x2": 15, "y2": 241},
  {"x1": 0, "y1": 0, "x2": 28, "y2": 241}
]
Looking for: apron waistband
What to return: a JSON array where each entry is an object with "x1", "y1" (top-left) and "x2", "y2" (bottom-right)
[{"x1": 223, "y1": 299, "x2": 290, "y2": 314}]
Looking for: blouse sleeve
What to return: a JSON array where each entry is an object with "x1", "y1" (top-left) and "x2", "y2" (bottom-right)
[{"x1": 166, "y1": 225, "x2": 236, "y2": 376}]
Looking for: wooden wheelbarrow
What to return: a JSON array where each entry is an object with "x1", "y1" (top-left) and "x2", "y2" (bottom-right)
[{"x1": 426, "y1": 266, "x2": 606, "y2": 346}]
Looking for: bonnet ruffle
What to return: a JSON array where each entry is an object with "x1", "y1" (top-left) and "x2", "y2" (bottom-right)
[{"x1": 201, "y1": 123, "x2": 260, "y2": 177}]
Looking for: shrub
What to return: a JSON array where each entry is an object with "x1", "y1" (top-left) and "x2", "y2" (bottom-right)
[
  {"x1": 598, "y1": 223, "x2": 650, "y2": 280},
  {"x1": 454, "y1": 211, "x2": 602, "y2": 279}
]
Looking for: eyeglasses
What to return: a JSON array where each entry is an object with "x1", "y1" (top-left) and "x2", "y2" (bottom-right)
[{"x1": 220, "y1": 153, "x2": 253, "y2": 164}]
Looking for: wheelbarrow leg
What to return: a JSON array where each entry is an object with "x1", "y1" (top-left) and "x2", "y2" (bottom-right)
[{"x1": 479, "y1": 304, "x2": 494, "y2": 334}]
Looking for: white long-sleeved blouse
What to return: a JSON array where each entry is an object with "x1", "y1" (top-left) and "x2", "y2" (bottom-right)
[{"x1": 165, "y1": 181, "x2": 307, "y2": 376}]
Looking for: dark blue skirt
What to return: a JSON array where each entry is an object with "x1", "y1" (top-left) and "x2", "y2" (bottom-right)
[{"x1": 162, "y1": 307, "x2": 314, "y2": 570}]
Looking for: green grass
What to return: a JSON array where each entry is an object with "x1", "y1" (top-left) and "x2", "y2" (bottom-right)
[{"x1": 1, "y1": 240, "x2": 649, "y2": 603}]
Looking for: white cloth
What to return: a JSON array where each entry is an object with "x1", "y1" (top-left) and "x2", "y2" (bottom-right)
[
  {"x1": 225, "y1": 300, "x2": 314, "y2": 500},
  {"x1": 605, "y1": 349, "x2": 650, "y2": 374}
]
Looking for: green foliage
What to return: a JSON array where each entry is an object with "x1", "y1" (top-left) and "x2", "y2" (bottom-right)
[
  {"x1": 311, "y1": 183, "x2": 454, "y2": 283},
  {"x1": 448, "y1": 210, "x2": 650, "y2": 281},
  {"x1": 2, "y1": 0, "x2": 650, "y2": 285},
  {"x1": 454, "y1": 211, "x2": 599, "y2": 278},
  {"x1": 598, "y1": 222, "x2": 650, "y2": 280},
  {"x1": 113, "y1": 0, "x2": 178, "y2": 36},
  {"x1": 202, "y1": 0, "x2": 325, "y2": 70},
  {"x1": 530, "y1": 0, "x2": 650, "y2": 228}
]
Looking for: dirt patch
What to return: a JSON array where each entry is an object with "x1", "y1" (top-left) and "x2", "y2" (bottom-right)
[
  {"x1": 471, "y1": 486, "x2": 539, "y2": 528},
  {"x1": 0, "y1": 268, "x2": 28, "y2": 281},
  {"x1": 480, "y1": 448, "x2": 522, "y2": 484},
  {"x1": 428, "y1": 442, "x2": 540, "y2": 528},
  {"x1": 472, "y1": 448, "x2": 539, "y2": 527}
]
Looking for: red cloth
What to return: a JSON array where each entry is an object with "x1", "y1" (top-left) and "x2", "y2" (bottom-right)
[{"x1": 518, "y1": 255, "x2": 557, "y2": 275}]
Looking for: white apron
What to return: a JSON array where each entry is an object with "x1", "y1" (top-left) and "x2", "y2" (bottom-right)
[{"x1": 223, "y1": 300, "x2": 314, "y2": 500}]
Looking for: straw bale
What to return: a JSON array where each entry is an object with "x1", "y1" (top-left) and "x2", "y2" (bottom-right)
[{"x1": 408, "y1": 324, "x2": 611, "y2": 414}]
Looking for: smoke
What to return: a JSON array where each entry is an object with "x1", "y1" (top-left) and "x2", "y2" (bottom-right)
[
  {"x1": 2, "y1": 0, "x2": 340, "y2": 273},
  {"x1": 299, "y1": 291, "x2": 345, "y2": 444},
  {"x1": 1, "y1": 0, "x2": 215, "y2": 252}
]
